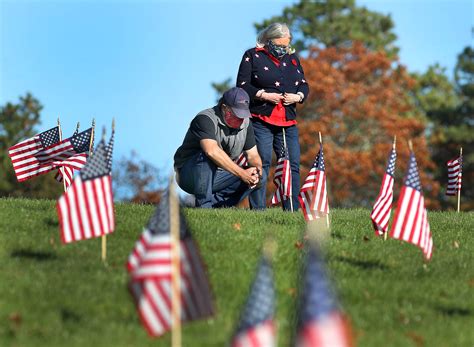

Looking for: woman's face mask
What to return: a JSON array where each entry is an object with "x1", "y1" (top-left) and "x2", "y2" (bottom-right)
[{"x1": 267, "y1": 40, "x2": 290, "y2": 59}]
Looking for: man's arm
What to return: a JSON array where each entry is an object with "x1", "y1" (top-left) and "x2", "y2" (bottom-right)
[
  {"x1": 245, "y1": 145, "x2": 263, "y2": 176},
  {"x1": 200, "y1": 139, "x2": 259, "y2": 186}
]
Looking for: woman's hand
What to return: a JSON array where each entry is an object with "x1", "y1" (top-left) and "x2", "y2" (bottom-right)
[
  {"x1": 282, "y1": 92, "x2": 302, "y2": 105},
  {"x1": 261, "y1": 92, "x2": 284, "y2": 105}
]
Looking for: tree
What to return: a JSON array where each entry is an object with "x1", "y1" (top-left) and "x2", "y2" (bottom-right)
[
  {"x1": 255, "y1": 0, "x2": 398, "y2": 56},
  {"x1": 0, "y1": 93, "x2": 62, "y2": 199},
  {"x1": 113, "y1": 151, "x2": 165, "y2": 204},
  {"x1": 297, "y1": 42, "x2": 440, "y2": 208}
]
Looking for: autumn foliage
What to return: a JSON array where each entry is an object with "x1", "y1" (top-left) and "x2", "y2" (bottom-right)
[{"x1": 297, "y1": 42, "x2": 440, "y2": 208}]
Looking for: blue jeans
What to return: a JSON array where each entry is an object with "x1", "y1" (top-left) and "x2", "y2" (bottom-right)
[
  {"x1": 177, "y1": 151, "x2": 253, "y2": 208},
  {"x1": 249, "y1": 119, "x2": 300, "y2": 211}
]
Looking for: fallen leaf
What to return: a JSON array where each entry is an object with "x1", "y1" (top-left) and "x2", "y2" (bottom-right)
[
  {"x1": 286, "y1": 287, "x2": 297, "y2": 297},
  {"x1": 468, "y1": 279, "x2": 474, "y2": 287},
  {"x1": 294, "y1": 241, "x2": 304, "y2": 249},
  {"x1": 232, "y1": 223, "x2": 241, "y2": 231},
  {"x1": 9, "y1": 312, "x2": 22, "y2": 326},
  {"x1": 406, "y1": 331, "x2": 425, "y2": 347},
  {"x1": 453, "y1": 240, "x2": 459, "y2": 249},
  {"x1": 363, "y1": 235, "x2": 370, "y2": 242}
]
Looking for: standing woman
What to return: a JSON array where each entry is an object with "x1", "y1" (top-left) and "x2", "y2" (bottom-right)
[{"x1": 236, "y1": 23, "x2": 309, "y2": 211}]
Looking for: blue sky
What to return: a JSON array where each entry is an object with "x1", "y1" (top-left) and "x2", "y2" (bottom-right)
[{"x1": 1, "y1": 0, "x2": 472, "y2": 176}]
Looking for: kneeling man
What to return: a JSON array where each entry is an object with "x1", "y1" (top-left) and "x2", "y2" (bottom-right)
[{"x1": 174, "y1": 87, "x2": 263, "y2": 208}]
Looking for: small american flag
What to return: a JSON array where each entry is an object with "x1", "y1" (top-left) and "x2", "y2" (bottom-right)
[
  {"x1": 389, "y1": 152, "x2": 433, "y2": 260},
  {"x1": 230, "y1": 255, "x2": 275, "y2": 347},
  {"x1": 8, "y1": 126, "x2": 61, "y2": 182},
  {"x1": 127, "y1": 191, "x2": 214, "y2": 337},
  {"x1": 235, "y1": 152, "x2": 248, "y2": 168},
  {"x1": 55, "y1": 127, "x2": 90, "y2": 189},
  {"x1": 57, "y1": 139, "x2": 114, "y2": 244},
  {"x1": 298, "y1": 144, "x2": 329, "y2": 221},
  {"x1": 446, "y1": 155, "x2": 462, "y2": 196},
  {"x1": 271, "y1": 144, "x2": 292, "y2": 205},
  {"x1": 295, "y1": 245, "x2": 352, "y2": 347},
  {"x1": 370, "y1": 148, "x2": 396, "y2": 235},
  {"x1": 9, "y1": 127, "x2": 92, "y2": 182}
]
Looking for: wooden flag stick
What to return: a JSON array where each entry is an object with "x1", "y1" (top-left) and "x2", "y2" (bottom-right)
[
  {"x1": 319, "y1": 132, "x2": 330, "y2": 228},
  {"x1": 457, "y1": 147, "x2": 462, "y2": 213},
  {"x1": 384, "y1": 135, "x2": 397, "y2": 241},
  {"x1": 57, "y1": 117, "x2": 68, "y2": 193},
  {"x1": 89, "y1": 119, "x2": 95, "y2": 154},
  {"x1": 100, "y1": 126, "x2": 108, "y2": 263},
  {"x1": 282, "y1": 128, "x2": 294, "y2": 212},
  {"x1": 170, "y1": 177, "x2": 182, "y2": 347}
]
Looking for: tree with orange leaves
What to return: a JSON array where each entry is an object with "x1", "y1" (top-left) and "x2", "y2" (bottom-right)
[{"x1": 298, "y1": 42, "x2": 440, "y2": 208}]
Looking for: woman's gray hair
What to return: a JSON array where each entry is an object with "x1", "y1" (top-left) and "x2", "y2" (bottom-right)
[{"x1": 256, "y1": 22, "x2": 291, "y2": 48}]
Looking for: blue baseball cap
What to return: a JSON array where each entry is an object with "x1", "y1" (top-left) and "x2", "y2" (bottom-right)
[{"x1": 223, "y1": 87, "x2": 251, "y2": 119}]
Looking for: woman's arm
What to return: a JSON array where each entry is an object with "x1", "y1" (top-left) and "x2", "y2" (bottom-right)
[{"x1": 236, "y1": 51, "x2": 260, "y2": 99}]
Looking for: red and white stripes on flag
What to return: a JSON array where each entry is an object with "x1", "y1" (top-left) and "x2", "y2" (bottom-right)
[
  {"x1": 389, "y1": 152, "x2": 433, "y2": 260},
  {"x1": 299, "y1": 144, "x2": 329, "y2": 221},
  {"x1": 446, "y1": 156, "x2": 462, "y2": 196},
  {"x1": 57, "y1": 140, "x2": 114, "y2": 244},
  {"x1": 8, "y1": 126, "x2": 61, "y2": 182},
  {"x1": 235, "y1": 153, "x2": 249, "y2": 168},
  {"x1": 54, "y1": 153, "x2": 88, "y2": 189},
  {"x1": 371, "y1": 148, "x2": 396, "y2": 235},
  {"x1": 127, "y1": 193, "x2": 214, "y2": 337},
  {"x1": 231, "y1": 321, "x2": 275, "y2": 347},
  {"x1": 271, "y1": 145, "x2": 292, "y2": 205}
]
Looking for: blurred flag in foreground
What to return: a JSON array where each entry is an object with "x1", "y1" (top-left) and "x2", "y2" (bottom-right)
[
  {"x1": 389, "y1": 152, "x2": 433, "y2": 260},
  {"x1": 296, "y1": 244, "x2": 352, "y2": 347},
  {"x1": 370, "y1": 147, "x2": 396, "y2": 235},
  {"x1": 57, "y1": 138, "x2": 114, "y2": 244},
  {"x1": 446, "y1": 155, "x2": 462, "y2": 196},
  {"x1": 230, "y1": 253, "x2": 276, "y2": 347},
  {"x1": 271, "y1": 143, "x2": 292, "y2": 205},
  {"x1": 8, "y1": 126, "x2": 61, "y2": 182},
  {"x1": 127, "y1": 190, "x2": 214, "y2": 337},
  {"x1": 299, "y1": 143, "x2": 329, "y2": 221}
]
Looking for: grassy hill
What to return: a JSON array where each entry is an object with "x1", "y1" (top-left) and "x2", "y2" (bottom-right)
[{"x1": 0, "y1": 198, "x2": 473, "y2": 347}]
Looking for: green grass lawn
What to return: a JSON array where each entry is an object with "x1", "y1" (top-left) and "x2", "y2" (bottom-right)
[{"x1": 0, "y1": 198, "x2": 473, "y2": 347}]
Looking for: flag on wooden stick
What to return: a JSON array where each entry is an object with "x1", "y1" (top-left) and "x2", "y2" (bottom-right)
[
  {"x1": 299, "y1": 143, "x2": 329, "y2": 221},
  {"x1": 370, "y1": 146, "x2": 396, "y2": 235},
  {"x1": 446, "y1": 155, "x2": 462, "y2": 196},
  {"x1": 8, "y1": 126, "x2": 61, "y2": 182},
  {"x1": 230, "y1": 253, "x2": 276, "y2": 347},
  {"x1": 57, "y1": 139, "x2": 114, "y2": 244},
  {"x1": 54, "y1": 125, "x2": 90, "y2": 189},
  {"x1": 271, "y1": 143, "x2": 292, "y2": 205},
  {"x1": 389, "y1": 150, "x2": 433, "y2": 260},
  {"x1": 127, "y1": 189, "x2": 214, "y2": 337},
  {"x1": 295, "y1": 244, "x2": 352, "y2": 347}
]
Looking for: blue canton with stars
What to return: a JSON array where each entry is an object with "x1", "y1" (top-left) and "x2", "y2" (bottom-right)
[
  {"x1": 105, "y1": 130, "x2": 114, "y2": 173},
  {"x1": 71, "y1": 128, "x2": 93, "y2": 153},
  {"x1": 80, "y1": 140, "x2": 110, "y2": 181},
  {"x1": 385, "y1": 148, "x2": 396, "y2": 177},
  {"x1": 312, "y1": 145, "x2": 325, "y2": 171},
  {"x1": 298, "y1": 246, "x2": 339, "y2": 326},
  {"x1": 145, "y1": 188, "x2": 190, "y2": 239},
  {"x1": 278, "y1": 143, "x2": 289, "y2": 161},
  {"x1": 404, "y1": 153, "x2": 422, "y2": 192},
  {"x1": 235, "y1": 256, "x2": 274, "y2": 334},
  {"x1": 39, "y1": 126, "x2": 60, "y2": 148}
]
